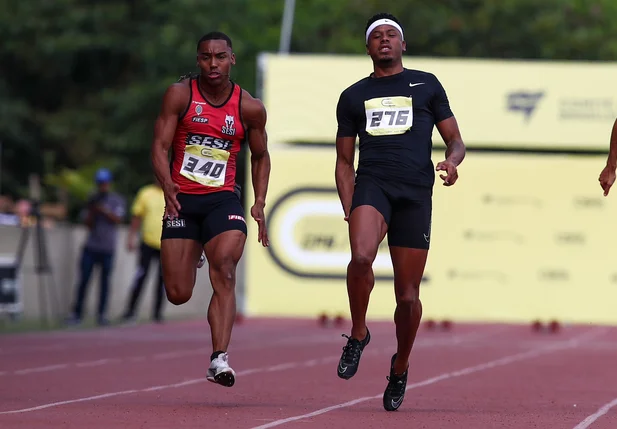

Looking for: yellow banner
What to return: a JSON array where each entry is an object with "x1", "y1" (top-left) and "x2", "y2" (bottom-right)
[
  {"x1": 246, "y1": 148, "x2": 617, "y2": 324},
  {"x1": 259, "y1": 53, "x2": 617, "y2": 150}
]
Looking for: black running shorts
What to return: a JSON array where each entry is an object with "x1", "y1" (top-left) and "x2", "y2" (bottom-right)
[
  {"x1": 161, "y1": 190, "x2": 247, "y2": 245},
  {"x1": 350, "y1": 176, "x2": 432, "y2": 249}
]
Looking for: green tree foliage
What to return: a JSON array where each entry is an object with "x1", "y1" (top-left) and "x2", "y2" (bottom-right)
[{"x1": 1, "y1": 0, "x2": 616, "y2": 219}]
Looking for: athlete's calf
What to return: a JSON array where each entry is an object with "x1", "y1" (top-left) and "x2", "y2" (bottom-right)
[
  {"x1": 390, "y1": 246, "x2": 427, "y2": 376},
  {"x1": 205, "y1": 230, "x2": 246, "y2": 353},
  {"x1": 161, "y1": 238, "x2": 202, "y2": 305}
]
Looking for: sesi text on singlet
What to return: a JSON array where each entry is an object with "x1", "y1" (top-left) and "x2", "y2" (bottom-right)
[{"x1": 170, "y1": 77, "x2": 246, "y2": 195}]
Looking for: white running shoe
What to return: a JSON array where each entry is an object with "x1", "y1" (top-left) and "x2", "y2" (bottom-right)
[
  {"x1": 197, "y1": 252, "x2": 206, "y2": 269},
  {"x1": 206, "y1": 352, "x2": 236, "y2": 387}
]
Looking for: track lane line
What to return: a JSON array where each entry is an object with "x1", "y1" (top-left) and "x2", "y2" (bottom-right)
[
  {"x1": 249, "y1": 328, "x2": 607, "y2": 429},
  {"x1": 0, "y1": 328, "x2": 501, "y2": 415},
  {"x1": 572, "y1": 397, "x2": 617, "y2": 429}
]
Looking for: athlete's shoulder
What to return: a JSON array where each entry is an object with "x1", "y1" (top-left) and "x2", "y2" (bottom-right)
[
  {"x1": 240, "y1": 88, "x2": 267, "y2": 126},
  {"x1": 160, "y1": 76, "x2": 193, "y2": 113},
  {"x1": 404, "y1": 68, "x2": 443, "y2": 86},
  {"x1": 240, "y1": 88, "x2": 264, "y2": 108},
  {"x1": 340, "y1": 76, "x2": 371, "y2": 96},
  {"x1": 404, "y1": 68, "x2": 437, "y2": 79},
  {"x1": 166, "y1": 73, "x2": 195, "y2": 91}
]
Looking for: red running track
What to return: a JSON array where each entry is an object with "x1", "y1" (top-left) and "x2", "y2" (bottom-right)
[{"x1": 1, "y1": 318, "x2": 617, "y2": 428}]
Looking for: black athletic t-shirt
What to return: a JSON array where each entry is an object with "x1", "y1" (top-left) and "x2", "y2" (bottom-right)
[{"x1": 336, "y1": 68, "x2": 453, "y2": 190}]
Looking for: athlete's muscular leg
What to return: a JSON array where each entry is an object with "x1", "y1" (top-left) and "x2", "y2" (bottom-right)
[
  {"x1": 347, "y1": 205, "x2": 388, "y2": 340},
  {"x1": 204, "y1": 230, "x2": 246, "y2": 353},
  {"x1": 389, "y1": 246, "x2": 427, "y2": 375},
  {"x1": 161, "y1": 239, "x2": 202, "y2": 304}
]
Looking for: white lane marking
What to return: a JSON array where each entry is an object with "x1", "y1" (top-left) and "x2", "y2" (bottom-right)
[
  {"x1": 572, "y1": 397, "x2": 617, "y2": 429},
  {"x1": 0, "y1": 348, "x2": 210, "y2": 377},
  {"x1": 13, "y1": 364, "x2": 69, "y2": 375},
  {"x1": 0, "y1": 329, "x2": 499, "y2": 414},
  {"x1": 0, "y1": 327, "x2": 500, "y2": 378}
]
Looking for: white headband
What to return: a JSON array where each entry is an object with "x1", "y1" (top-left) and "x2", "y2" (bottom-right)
[{"x1": 365, "y1": 18, "x2": 404, "y2": 43}]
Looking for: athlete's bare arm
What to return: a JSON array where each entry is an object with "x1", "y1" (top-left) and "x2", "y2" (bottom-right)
[
  {"x1": 335, "y1": 137, "x2": 356, "y2": 220},
  {"x1": 242, "y1": 90, "x2": 271, "y2": 247},
  {"x1": 151, "y1": 81, "x2": 190, "y2": 218},
  {"x1": 435, "y1": 116, "x2": 466, "y2": 186},
  {"x1": 599, "y1": 117, "x2": 617, "y2": 196}
]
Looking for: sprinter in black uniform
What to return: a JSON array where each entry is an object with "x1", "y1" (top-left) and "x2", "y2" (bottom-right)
[{"x1": 334, "y1": 13, "x2": 466, "y2": 411}]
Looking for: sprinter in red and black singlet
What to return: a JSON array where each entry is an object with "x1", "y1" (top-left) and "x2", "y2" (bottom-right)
[
  {"x1": 151, "y1": 31, "x2": 271, "y2": 389},
  {"x1": 170, "y1": 79, "x2": 245, "y2": 196}
]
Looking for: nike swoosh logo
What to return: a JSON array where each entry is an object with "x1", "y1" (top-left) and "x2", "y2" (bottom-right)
[
  {"x1": 409, "y1": 82, "x2": 425, "y2": 87},
  {"x1": 338, "y1": 363, "x2": 348, "y2": 373},
  {"x1": 423, "y1": 234, "x2": 430, "y2": 242},
  {"x1": 391, "y1": 396, "x2": 404, "y2": 408}
]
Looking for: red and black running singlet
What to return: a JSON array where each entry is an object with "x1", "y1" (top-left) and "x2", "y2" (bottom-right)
[{"x1": 170, "y1": 78, "x2": 246, "y2": 195}]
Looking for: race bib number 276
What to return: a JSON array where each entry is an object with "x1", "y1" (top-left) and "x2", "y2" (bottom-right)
[{"x1": 364, "y1": 96, "x2": 413, "y2": 136}]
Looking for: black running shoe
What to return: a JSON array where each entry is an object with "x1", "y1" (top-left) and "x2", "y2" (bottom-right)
[
  {"x1": 383, "y1": 353, "x2": 408, "y2": 411},
  {"x1": 337, "y1": 328, "x2": 371, "y2": 380}
]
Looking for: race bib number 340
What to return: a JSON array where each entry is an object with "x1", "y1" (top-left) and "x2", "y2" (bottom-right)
[
  {"x1": 364, "y1": 96, "x2": 413, "y2": 136},
  {"x1": 181, "y1": 145, "x2": 230, "y2": 187}
]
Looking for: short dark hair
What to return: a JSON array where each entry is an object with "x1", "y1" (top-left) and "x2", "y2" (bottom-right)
[
  {"x1": 197, "y1": 31, "x2": 233, "y2": 51},
  {"x1": 365, "y1": 13, "x2": 403, "y2": 34}
]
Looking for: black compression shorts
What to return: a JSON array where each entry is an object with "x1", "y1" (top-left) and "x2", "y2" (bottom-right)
[
  {"x1": 161, "y1": 190, "x2": 247, "y2": 245},
  {"x1": 350, "y1": 176, "x2": 432, "y2": 249}
]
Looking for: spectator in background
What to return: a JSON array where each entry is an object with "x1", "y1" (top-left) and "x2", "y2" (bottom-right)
[
  {"x1": 120, "y1": 180, "x2": 166, "y2": 324},
  {"x1": 66, "y1": 168, "x2": 125, "y2": 326},
  {"x1": 0, "y1": 195, "x2": 14, "y2": 214}
]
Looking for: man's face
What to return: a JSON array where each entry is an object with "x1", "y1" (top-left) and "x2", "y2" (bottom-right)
[
  {"x1": 196, "y1": 40, "x2": 236, "y2": 86},
  {"x1": 98, "y1": 182, "x2": 110, "y2": 193},
  {"x1": 366, "y1": 24, "x2": 406, "y2": 65}
]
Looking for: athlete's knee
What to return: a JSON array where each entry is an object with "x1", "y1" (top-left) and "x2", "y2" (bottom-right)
[
  {"x1": 349, "y1": 250, "x2": 376, "y2": 272},
  {"x1": 165, "y1": 283, "x2": 193, "y2": 305},
  {"x1": 395, "y1": 283, "x2": 421, "y2": 307},
  {"x1": 210, "y1": 256, "x2": 238, "y2": 291}
]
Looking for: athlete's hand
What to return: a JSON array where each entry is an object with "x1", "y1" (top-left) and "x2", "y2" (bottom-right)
[
  {"x1": 251, "y1": 202, "x2": 269, "y2": 247},
  {"x1": 163, "y1": 182, "x2": 181, "y2": 219},
  {"x1": 599, "y1": 165, "x2": 616, "y2": 196},
  {"x1": 436, "y1": 160, "x2": 459, "y2": 186}
]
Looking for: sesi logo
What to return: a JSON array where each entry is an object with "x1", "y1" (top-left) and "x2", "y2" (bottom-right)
[
  {"x1": 185, "y1": 133, "x2": 233, "y2": 150},
  {"x1": 166, "y1": 219, "x2": 186, "y2": 228}
]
